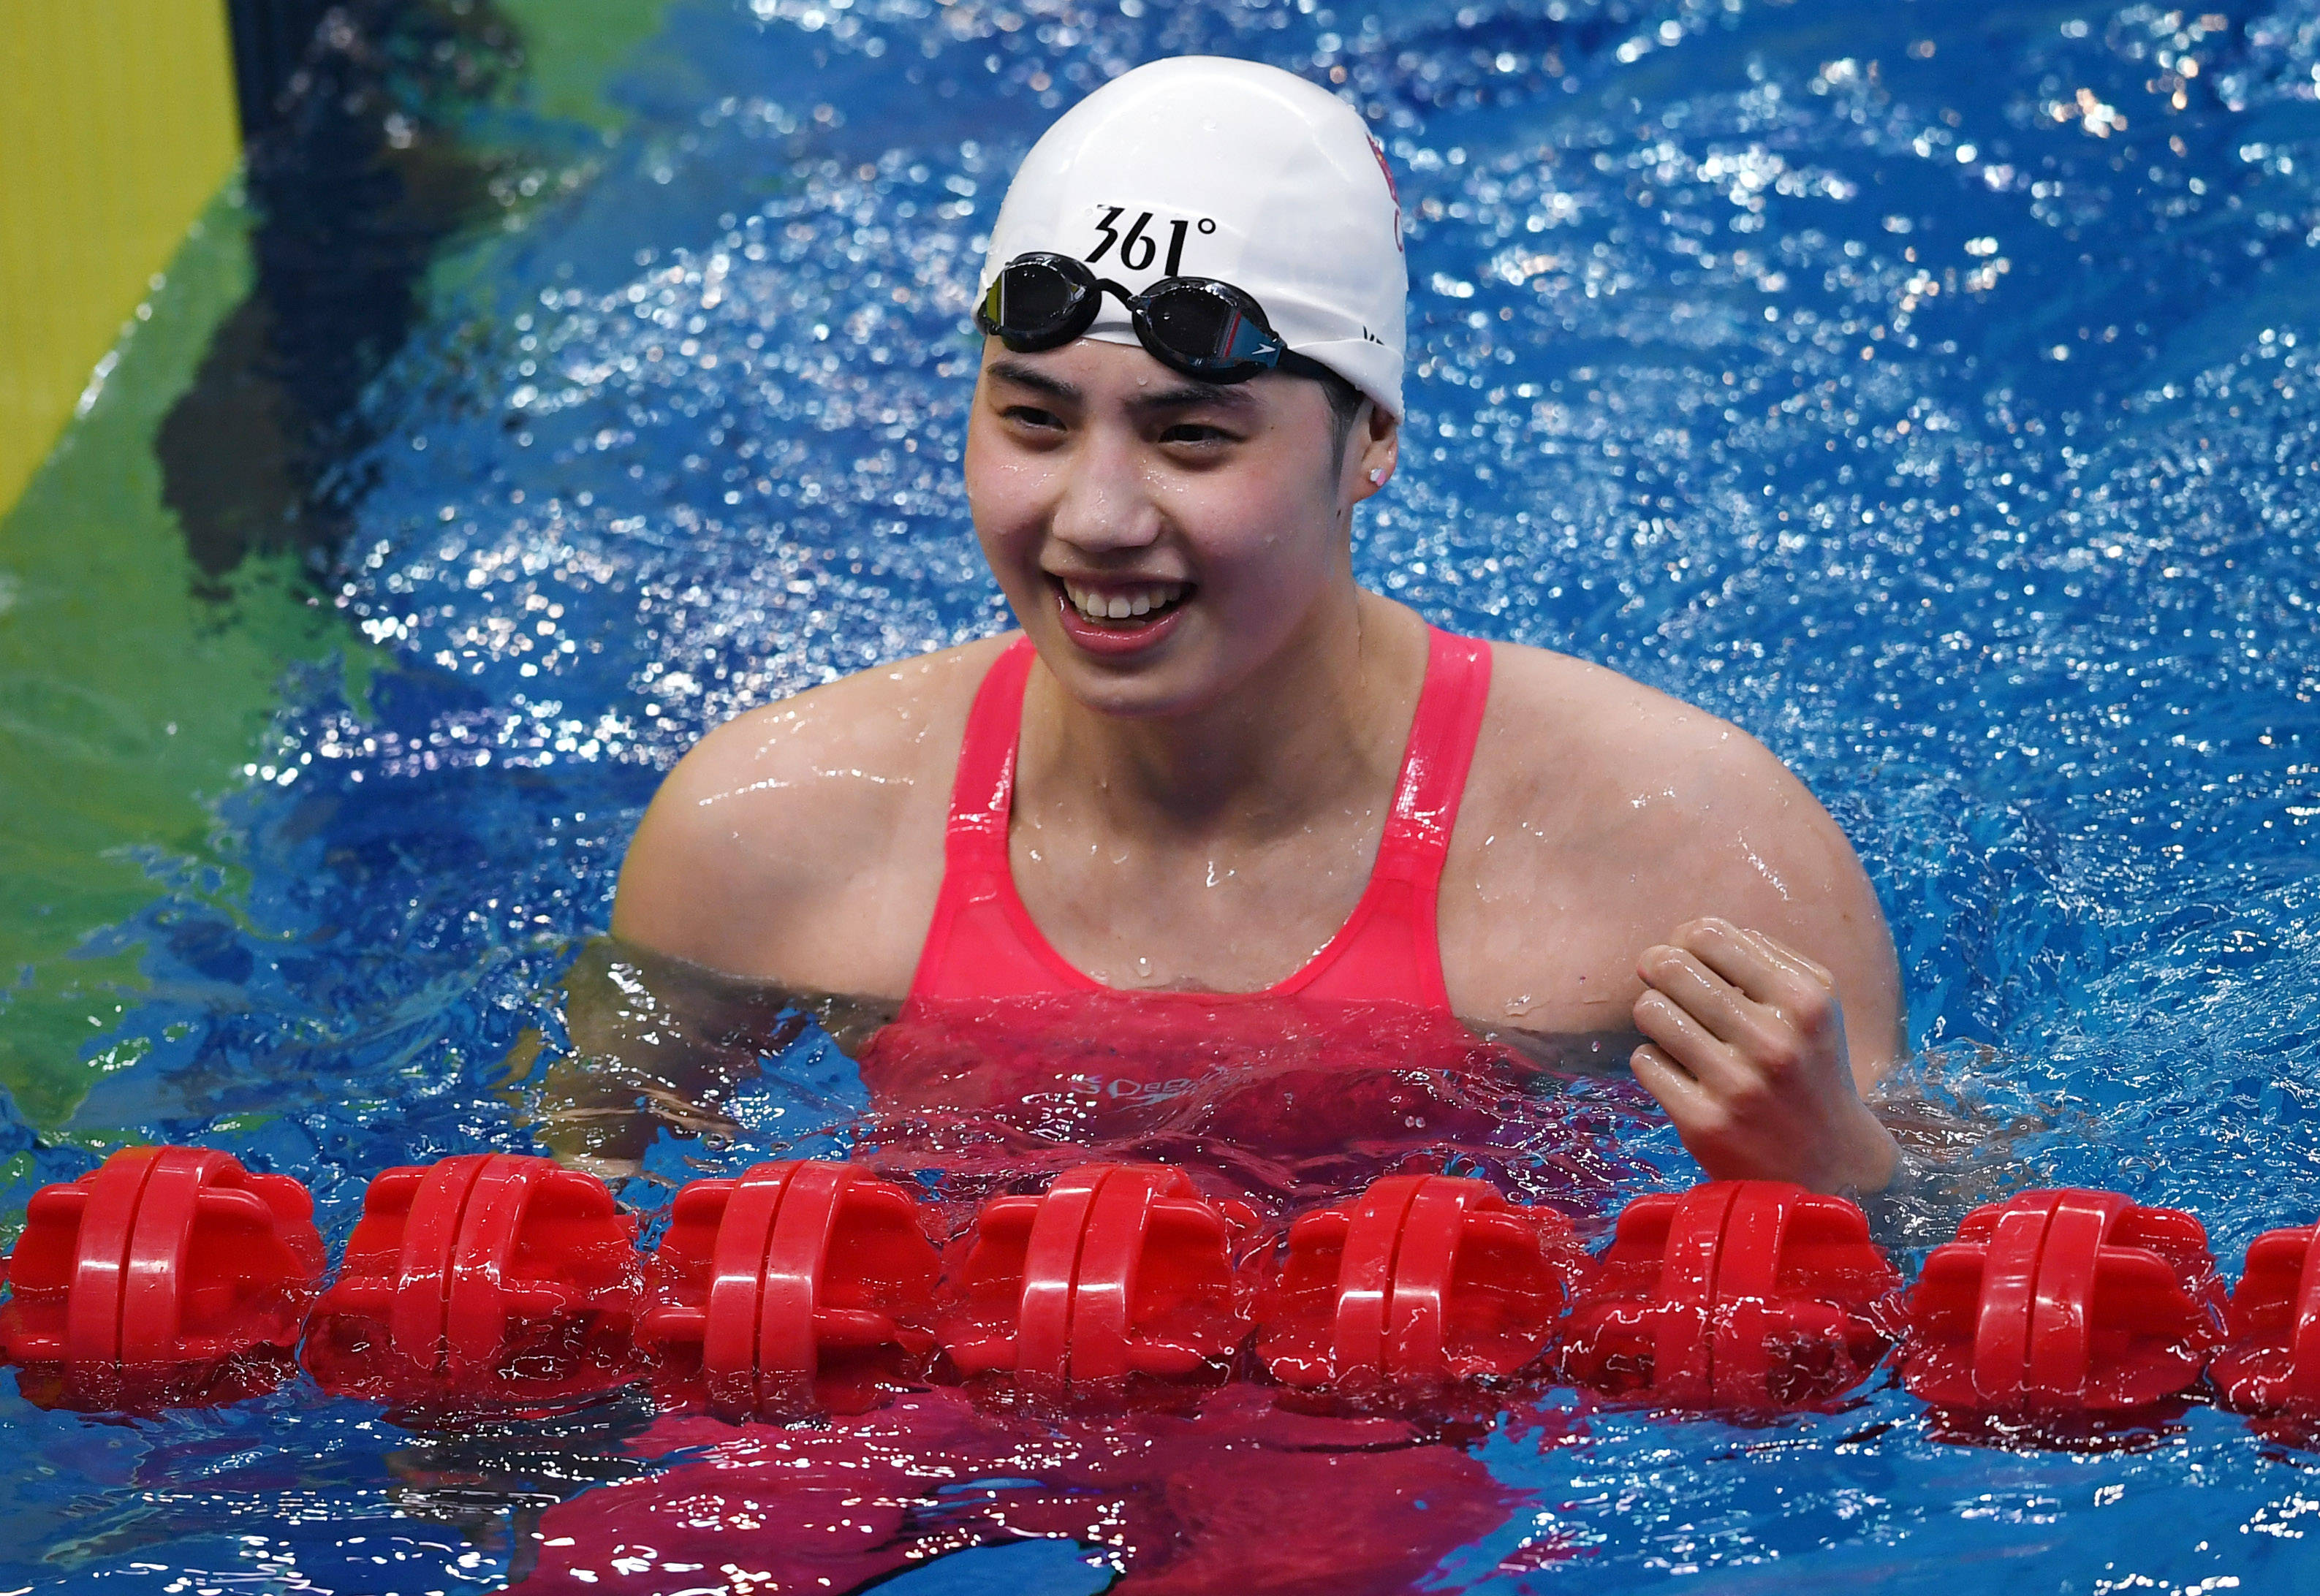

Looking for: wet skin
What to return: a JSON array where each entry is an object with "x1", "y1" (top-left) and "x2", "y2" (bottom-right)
[{"x1": 609, "y1": 335, "x2": 1904, "y2": 1193}]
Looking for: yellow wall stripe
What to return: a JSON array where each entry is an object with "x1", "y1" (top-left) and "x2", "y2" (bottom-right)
[{"x1": 0, "y1": 1, "x2": 242, "y2": 518}]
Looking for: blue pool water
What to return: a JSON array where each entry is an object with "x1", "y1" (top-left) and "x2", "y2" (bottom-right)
[{"x1": 7, "y1": 0, "x2": 2320, "y2": 1589}]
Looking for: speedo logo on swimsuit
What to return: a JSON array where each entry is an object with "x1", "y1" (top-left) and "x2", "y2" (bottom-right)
[{"x1": 1067, "y1": 1071, "x2": 1202, "y2": 1104}]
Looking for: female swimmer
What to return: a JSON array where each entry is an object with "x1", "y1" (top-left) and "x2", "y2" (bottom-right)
[{"x1": 606, "y1": 56, "x2": 1903, "y2": 1194}]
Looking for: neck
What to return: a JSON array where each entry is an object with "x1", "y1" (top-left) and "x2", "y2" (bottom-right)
[{"x1": 1020, "y1": 584, "x2": 1429, "y2": 843}]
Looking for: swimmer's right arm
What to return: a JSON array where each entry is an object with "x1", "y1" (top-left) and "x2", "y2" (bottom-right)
[
  {"x1": 610, "y1": 720, "x2": 787, "y2": 971},
  {"x1": 533, "y1": 722, "x2": 857, "y2": 1173},
  {"x1": 609, "y1": 645, "x2": 985, "y2": 993},
  {"x1": 547, "y1": 677, "x2": 953, "y2": 1171},
  {"x1": 610, "y1": 691, "x2": 910, "y2": 979}
]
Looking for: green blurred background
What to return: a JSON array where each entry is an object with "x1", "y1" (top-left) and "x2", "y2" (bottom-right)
[{"x1": 0, "y1": 0, "x2": 666, "y2": 1130}]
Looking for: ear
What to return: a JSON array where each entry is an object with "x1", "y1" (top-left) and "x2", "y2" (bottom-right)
[{"x1": 1347, "y1": 401, "x2": 1400, "y2": 505}]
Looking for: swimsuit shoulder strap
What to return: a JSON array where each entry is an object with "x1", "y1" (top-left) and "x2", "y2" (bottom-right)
[
  {"x1": 1373, "y1": 626, "x2": 1494, "y2": 888},
  {"x1": 1271, "y1": 626, "x2": 1493, "y2": 1011},
  {"x1": 904, "y1": 636, "x2": 1092, "y2": 1005},
  {"x1": 943, "y1": 635, "x2": 1038, "y2": 869}
]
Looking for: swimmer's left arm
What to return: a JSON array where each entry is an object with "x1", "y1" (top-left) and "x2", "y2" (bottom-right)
[
  {"x1": 1631, "y1": 917, "x2": 1900, "y2": 1193},
  {"x1": 1622, "y1": 738, "x2": 1905, "y2": 1194}
]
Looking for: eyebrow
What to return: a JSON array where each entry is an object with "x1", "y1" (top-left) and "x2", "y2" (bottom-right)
[
  {"x1": 986, "y1": 358, "x2": 1079, "y2": 402},
  {"x1": 984, "y1": 357, "x2": 1256, "y2": 413},
  {"x1": 1140, "y1": 378, "x2": 1255, "y2": 411}
]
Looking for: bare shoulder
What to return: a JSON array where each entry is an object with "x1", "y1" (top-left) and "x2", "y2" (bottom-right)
[
  {"x1": 611, "y1": 634, "x2": 1015, "y2": 987},
  {"x1": 1477, "y1": 641, "x2": 1820, "y2": 834},
  {"x1": 1450, "y1": 640, "x2": 1902, "y2": 1069}
]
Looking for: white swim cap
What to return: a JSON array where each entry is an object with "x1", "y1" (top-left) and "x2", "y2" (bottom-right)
[{"x1": 980, "y1": 56, "x2": 1407, "y2": 419}]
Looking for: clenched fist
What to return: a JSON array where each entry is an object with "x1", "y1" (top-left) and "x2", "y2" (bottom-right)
[{"x1": 1630, "y1": 916, "x2": 1899, "y2": 1193}]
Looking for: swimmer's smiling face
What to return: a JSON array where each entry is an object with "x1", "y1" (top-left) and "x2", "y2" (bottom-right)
[{"x1": 966, "y1": 336, "x2": 1394, "y2": 716}]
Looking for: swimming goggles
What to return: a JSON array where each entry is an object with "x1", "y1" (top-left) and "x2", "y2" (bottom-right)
[{"x1": 974, "y1": 251, "x2": 1336, "y2": 384}]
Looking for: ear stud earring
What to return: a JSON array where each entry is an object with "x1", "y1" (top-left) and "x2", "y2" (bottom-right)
[{"x1": 1368, "y1": 468, "x2": 1387, "y2": 484}]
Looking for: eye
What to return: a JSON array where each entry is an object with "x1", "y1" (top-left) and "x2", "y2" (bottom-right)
[
  {"x1": 1001, "y1": 403, "x2": 1066, "y2": 431},
  {"x1": 1159, "y1": 422, "x2": 1235, "y2": 446}
]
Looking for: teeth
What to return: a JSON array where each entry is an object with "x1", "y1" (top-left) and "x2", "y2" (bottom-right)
[{"x1": 1062, "y1": 580, "x2": 1187, "y2": 623}]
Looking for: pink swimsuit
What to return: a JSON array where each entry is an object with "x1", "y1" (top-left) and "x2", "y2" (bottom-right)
[
  {"x1": 524, "y1": 636, "x2": 1645, "y2": 1596},
  {"x1": 853, "y1": 627, "x2": 1549, "y2": 1202},
  {"x1": 522, "y1": 633, "x2": 1630, "y2": 1596},
  {"x1": 903, "y1": 626, "x2": 1493, "y2": 1010}
]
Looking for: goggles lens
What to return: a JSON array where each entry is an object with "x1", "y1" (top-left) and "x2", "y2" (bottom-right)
[
  {"x1": 1141, "y1": 282, "x2": 1284, "y2": 375},
  {"x1": 975, "y1": 255, "x2": 1093, "y2": 349}
]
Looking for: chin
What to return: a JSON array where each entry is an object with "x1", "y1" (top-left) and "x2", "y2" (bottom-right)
[
  {"x1": 1031, "y1": 623, "x2": 1267, "y2": 721},
  {"x1": 1042, "y1": 648, "x2": 1222, "y2": 720}
]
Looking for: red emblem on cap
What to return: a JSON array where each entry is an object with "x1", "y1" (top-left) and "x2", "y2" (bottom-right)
[{"x1": 1368, "y1": 134, "x2": 1404, "y2": 253}]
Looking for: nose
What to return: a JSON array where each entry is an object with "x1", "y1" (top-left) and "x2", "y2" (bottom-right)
[{"x1": 1048, "y1": 427, "x2": 1162, "y2": 556}]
